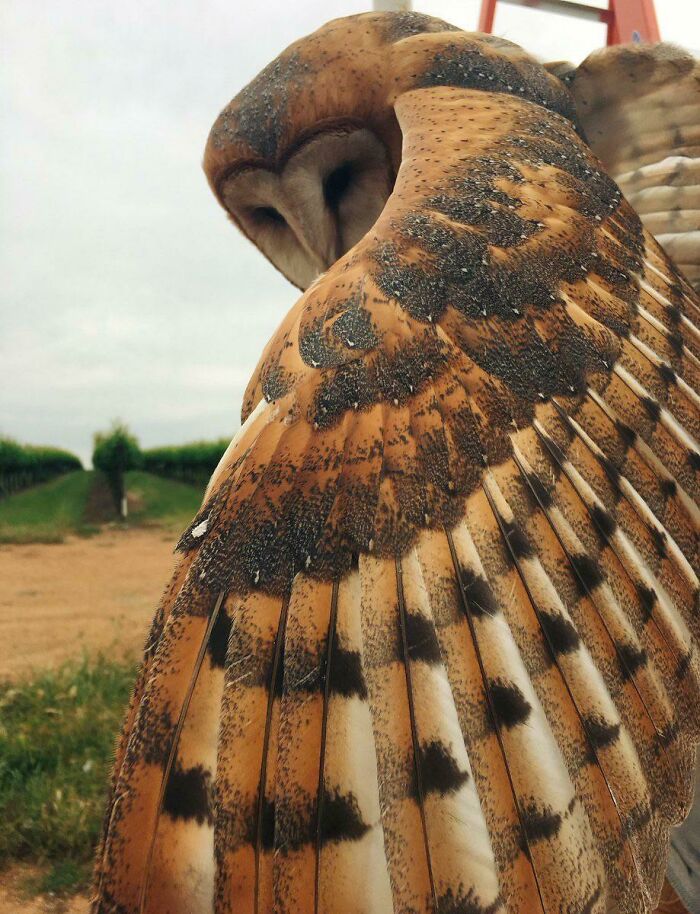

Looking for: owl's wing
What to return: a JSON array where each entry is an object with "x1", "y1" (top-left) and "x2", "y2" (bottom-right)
[
  {"x1": 93, "y1": 87, "x2": 700, "y2": 914},
  {"x1": 564, "y1": 43, "x2": 700, "y2": 292}
]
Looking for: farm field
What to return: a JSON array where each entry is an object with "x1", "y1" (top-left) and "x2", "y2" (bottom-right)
[
  {"x1": 0, "y1": 469, "x2": 203, "y2": 544},
  {"x1": 0, "y1": 528, "x2": 177, "y2": 910},
  {"x1": 0, "y1": 469, "x2": 202, "y2": 908},
  {"x1": 0, "y1": 472, "x2": 95, "y2": 544}
]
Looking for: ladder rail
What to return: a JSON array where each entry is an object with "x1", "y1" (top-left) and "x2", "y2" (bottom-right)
[{"x1": 609, "y1": 0, "x2": 660, "y2": 43}]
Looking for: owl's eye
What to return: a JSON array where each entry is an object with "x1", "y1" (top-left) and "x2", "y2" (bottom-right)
[
  {"x1": 324, "y1": 162, "x2": 354, "y2": 210},
  {"x1": 252, "y1": 205, "x2": 286, "y2": 226}
]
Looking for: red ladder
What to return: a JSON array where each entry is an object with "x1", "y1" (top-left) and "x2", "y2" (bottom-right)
[{"x1": 478, "y1": 0, "x2": 660, "y2": 45}]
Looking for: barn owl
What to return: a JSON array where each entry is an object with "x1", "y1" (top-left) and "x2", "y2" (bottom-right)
[{"x1": 92, "y1": 13, "x2": 700, "y2": 914}]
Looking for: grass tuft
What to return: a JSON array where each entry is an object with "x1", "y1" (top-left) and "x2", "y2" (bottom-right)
[
  {"x1": 0, "y1": 655, "x2": 138, "y2": 894},
  {"x1": 123, "y1": 469, "x2": 203, "y2": 529}
]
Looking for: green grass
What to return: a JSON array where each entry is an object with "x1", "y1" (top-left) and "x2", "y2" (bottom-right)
[
  {"x1": 0, "y1": 469, "x2": 202, "y2": 543},
  {"x1": 124, "y1": 469, "x2": 203, "y2": 529},
  {"x1": 0, "y1": 655, "x2": 138, "y2": 895},
  {"x1": 0, "y1": 471, "x2": 95, "y2": 543}
]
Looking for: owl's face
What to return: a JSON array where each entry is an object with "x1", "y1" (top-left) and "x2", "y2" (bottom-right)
[{"x1": 219, "y1": 125, "x2": 393, "y2": 289}]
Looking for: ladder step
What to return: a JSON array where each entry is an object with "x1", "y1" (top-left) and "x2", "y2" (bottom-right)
[{"x1": 493, "y1": 0, "x2": 611, "y2": 25}]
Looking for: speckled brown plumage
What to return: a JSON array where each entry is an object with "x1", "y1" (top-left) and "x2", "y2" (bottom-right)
[{"x1": 93, "y1": 12, "x2": 700, "y2": 914}]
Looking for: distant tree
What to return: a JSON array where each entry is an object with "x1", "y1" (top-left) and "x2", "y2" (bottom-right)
[
  {"x1": 0, "y1": 437, "x2": 82, "y2": 497},
  {"x1": 141, "y1": 438, "x2": 230, "y2": 487},
  {"x1": 92, "y1": 423, "x2": 142, "y2": 518}
]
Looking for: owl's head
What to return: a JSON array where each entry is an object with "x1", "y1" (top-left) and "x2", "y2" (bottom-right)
[{"x1": 203, "y1": 12, "x2": 576, "y2": 290}]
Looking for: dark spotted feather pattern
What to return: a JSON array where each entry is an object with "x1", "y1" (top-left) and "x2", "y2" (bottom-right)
[{"x1": 93, "y1": 13, "x2": 700, "y2": 914}]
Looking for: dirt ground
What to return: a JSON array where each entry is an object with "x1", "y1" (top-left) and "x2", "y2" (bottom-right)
[
  {"x1": 0, "y1": 866, "x2": 89, "y2": 914},
  {"x1": 0, "y1": 527, "x2": 179, "y2": 680}
]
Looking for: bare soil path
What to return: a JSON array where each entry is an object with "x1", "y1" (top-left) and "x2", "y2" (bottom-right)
[
  {"x1": 0, "y1": 866, "x2": 89, "y2": 914},
  {"x1": 0, "y1": 527, "x2": 178, "y2": 680}
]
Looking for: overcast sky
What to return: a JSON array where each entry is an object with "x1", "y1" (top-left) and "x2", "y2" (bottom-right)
[{"x1": 1, "y1": 0, "x2": 697, "y2": 465}]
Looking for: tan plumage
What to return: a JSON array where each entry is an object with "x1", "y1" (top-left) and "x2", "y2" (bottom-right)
[
  {"x1": 93, "y1": 12, "x2": 700, "y2": 914},
  {"x1": 563, "y1": 42, "x2": 700, "y2": 293}
]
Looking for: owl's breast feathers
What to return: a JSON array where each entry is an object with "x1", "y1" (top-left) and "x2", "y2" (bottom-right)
[{"x1": 94, "y1": 14, "x2": 700, "y2": 914}]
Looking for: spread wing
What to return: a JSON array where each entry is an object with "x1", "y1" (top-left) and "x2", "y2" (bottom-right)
[
  {"x1": 94, "y1": 86, "x2": 700, "y2": 914},
  {"x1": 566, "y1": 42, "x2": 700, "y2": 293}
]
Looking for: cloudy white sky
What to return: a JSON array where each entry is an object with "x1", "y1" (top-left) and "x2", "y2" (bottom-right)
[{"x1": 1, "y1": 0, "x2": 697, "y2": 464}]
